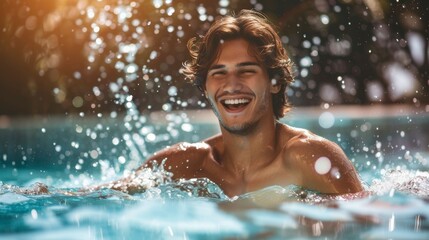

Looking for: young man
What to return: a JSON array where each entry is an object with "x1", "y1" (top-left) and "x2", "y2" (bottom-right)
[{"x1": 107, "y1": 10, "x2": 363, "y2": 197}]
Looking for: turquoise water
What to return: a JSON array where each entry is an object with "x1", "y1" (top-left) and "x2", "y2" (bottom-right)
[
  {"x1": 1, "y1": 109, "x2": 429, "y2": 239},
  {"x1": 1, "y1": 176, "x2": 429, "y2": 239}
]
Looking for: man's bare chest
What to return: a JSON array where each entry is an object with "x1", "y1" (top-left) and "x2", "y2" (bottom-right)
[{"x1": 194, "y1": 154, "x2": 296, "y2": 196}]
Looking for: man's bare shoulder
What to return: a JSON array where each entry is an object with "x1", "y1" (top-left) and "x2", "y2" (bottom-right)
[
  {"x1": 137, "y1": 135, "x2": 222, "y2": 178},
  {"x1": 278, "y1": 124, "x2": 363, "y2": 193},
  {"x1": 279, "y1": 124, "x2": 351, "y2": 170},
  {"x1": 141, "y1": 141, "x2": 211, "y2": 165}
]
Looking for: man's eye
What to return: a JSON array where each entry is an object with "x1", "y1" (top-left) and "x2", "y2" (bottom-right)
[
  {"x1": 211, "y1": 71, "x2": 226, "y2": 77},
  {"x1": 239, "y1": 69, "x2": 256, "y2": 75}
]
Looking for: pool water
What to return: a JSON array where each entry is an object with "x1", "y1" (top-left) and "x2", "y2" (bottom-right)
[
  {"x1": 1, "y1": 174, "x2": 428, "y2": 239},
  {"x1": 1, "y1": 107, "x2": 429, "y2": 239}
]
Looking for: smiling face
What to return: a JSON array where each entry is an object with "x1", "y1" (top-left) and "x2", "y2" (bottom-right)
[{"x1": 205, "y1": 38, "x2": 279, "y2": 135}]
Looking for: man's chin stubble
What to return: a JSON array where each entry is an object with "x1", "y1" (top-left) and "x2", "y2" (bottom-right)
[{"x1": 220, "y1": 120, "x2": 258, "y2": 136}]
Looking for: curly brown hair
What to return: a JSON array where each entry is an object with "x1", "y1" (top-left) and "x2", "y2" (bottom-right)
[{"x1": 181, "y1": 9, "x2": 294, "y2": 119}]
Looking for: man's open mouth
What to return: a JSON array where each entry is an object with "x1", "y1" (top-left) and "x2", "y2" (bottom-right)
[{"x1": 221, "y1": 98, "x2": 251, "y2": 112}]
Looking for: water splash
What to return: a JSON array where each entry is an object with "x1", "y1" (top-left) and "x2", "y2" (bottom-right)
[
  {"x1": 369, "y1": 169, "x2": 429, "y2": 197},
  {"x1": 139, "y1": 178, "x2": 228, "y2": 200}
]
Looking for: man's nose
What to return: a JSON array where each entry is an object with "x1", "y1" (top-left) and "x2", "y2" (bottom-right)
[{"x1": 223, "y1": 73, "x2": 243, "y2": 92}]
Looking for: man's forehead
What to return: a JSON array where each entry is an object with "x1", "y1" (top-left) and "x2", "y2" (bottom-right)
[{"x1": 209, "y1": 38, "x2": 260, "y2": 65}]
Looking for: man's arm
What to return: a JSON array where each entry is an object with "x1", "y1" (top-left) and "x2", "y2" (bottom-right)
[{"x1": 90, "y1": 142, "x2": 211, "y2": 194}]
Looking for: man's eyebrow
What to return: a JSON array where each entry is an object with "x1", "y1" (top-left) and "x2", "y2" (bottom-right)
[
  {"x1": 208, "y1": 64, "x2": 226, "y2": 71},
  {"x1": 208, "y1": 62, "x2": 260, "y2": 71},
  {"x1": 236, "y1": 62, "x2": 260, "y2": 67}
]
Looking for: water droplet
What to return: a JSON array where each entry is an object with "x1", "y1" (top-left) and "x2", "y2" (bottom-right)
[
  {"x1": 112, "y1": 137, "x2": 120, "y2": 145},
  {"x1": 149, "y1": 51, "x2": 158, "y2": 60},
  {"x1": 125, "y1": 63, "x2": 138, "y2": 74},
  {"x1": 166, "y1": 7, "x2": 175, "y2": 16},
  {"x1": 72, "y1": 96, "x2": 83, "y2": 108},
  {"x1": 315, "y1": 156, "x2": 331, "y2": 175},
  {"x1": 299, "y1": 56, "x2": 312, "y2": 67},
  {"x1": 90, "y1": 150, "x2": 99, "y2": 159},
  {"x1": 164, "y1": 75, "x2": 172, "y2": 82},
  {"x1": 152, "y1": 0, "x2": 163, "y2": 8},
  {"x1": 115, "y1": 61, "x2": 125, "y2": 70},
  {"x1": 162, "y1": 103, "x2": 172, "y2": 112},
  {"x1": 109, "y1": 82, "x2": 120, "y2": 93},
  {"x1": 118, "y1": 156, "x2": 126, "y2": 164},
  {"x1": 73, "y1": 71, "x2": 81, "y2": 79},
  {"x1": 168, "y1": 86, "x2": 178, "y2": 96},
  {"x1": 55, "y1": 145, "x2": 62, "y2": 152},
  {"x1": 318, "y1": 112, "x2": 335, "y2": 128},
  {"x1": 146, "y1": 133, "x2": 156, "y2": 142},
  {"x1": 181, "y1": 123, "x2": 193, "y2": 132},
  {"x1": 330, "y1": 167, "x2": 341, "y2": 179},
  {"x1": 320, "y1": 14, "x2": 330, "y2": 24},
  {"x1": 31, "y1": 209, "x2": 38, "y2": 219}
]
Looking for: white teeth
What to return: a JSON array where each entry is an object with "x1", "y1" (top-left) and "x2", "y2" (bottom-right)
[{"x1": 224, "y1": 98, "x2": 250, "y2": 105}]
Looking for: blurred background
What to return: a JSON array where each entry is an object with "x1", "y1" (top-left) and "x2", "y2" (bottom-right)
[{"x1": 0, "y1": 0, "x2": 427, "y2": 117}]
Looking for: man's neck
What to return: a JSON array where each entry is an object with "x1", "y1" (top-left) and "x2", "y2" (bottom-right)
[{"x1": 220, "y1": 119, "x2": 279, "y2": 179}]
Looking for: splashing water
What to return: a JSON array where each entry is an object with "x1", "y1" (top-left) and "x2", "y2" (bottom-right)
[
  {"x1": 1, "y1": 166, "x2": 429, "y2": 239},
  {"x1": 369, "y1": 169, "x2": 429, "y2": 197}
]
